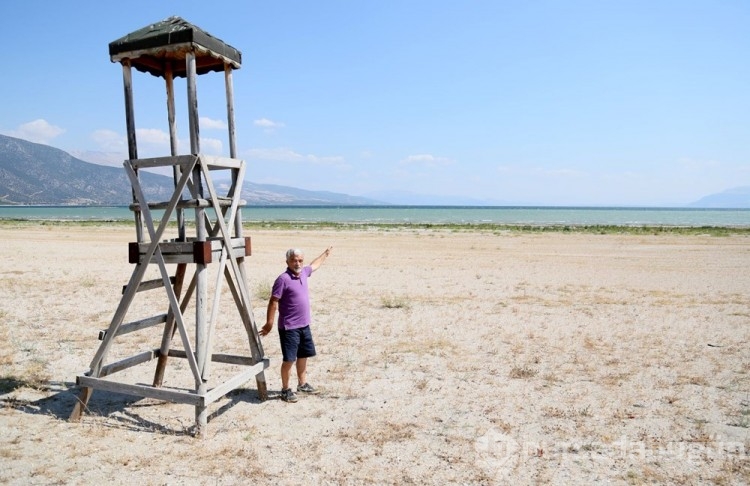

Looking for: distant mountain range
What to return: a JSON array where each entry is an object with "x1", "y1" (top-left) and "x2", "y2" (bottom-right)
[
  {"x1": 687, "y1": 186, "x2": 750, "y2": 209},
  {"x1": 1, "y1": 134, "x2": 748, "y2": 207},
  {"x1": 0, "y1": 134, "x2": 384, "y2": 206},
  {"x1": 361, "y1": 190, "x2": 507, "y2": 206}
]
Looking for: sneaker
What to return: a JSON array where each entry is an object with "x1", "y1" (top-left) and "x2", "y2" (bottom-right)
[
  {"x1": 280, "y1": 388, "x2": 298, "y2": 403},
  {"x1": 297, "y1": 383, "x2": 320, "y2": 395}
]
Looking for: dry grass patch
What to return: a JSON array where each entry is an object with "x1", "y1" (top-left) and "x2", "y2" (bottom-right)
[
  {"x1": 0, "y1": 449, "x2": 23, "y2": 462},
  {"x1": 542, "y1": 405, "x2": 593, "y2": 419},
  {"x1": 380, "y1": 294, "x2": 411, "y2": 309},
  {"x1": 541, "y1": 371, "x2": 561, "y2": 383},
  {"x1": 509, "y1": 365, "x2": 538, "y2": 379},
  {"x1": 727, "y1": 406, "x2": 750, "y2": 429},
  {"x1": 600, "y1": 371, "x2": 633, "y2": 387},
  {"x1": 676, "y1": 375, "x2": 710, "y2": 387},
  {"x1": 252, "y1": 280, "x2": 272, "y2": 301},
  {"x1": 663, "y1": 394, "x2": 680, "y2": 405},
  {"x1": 339, "y1": 419, "x2": 418, "y2": 449}
]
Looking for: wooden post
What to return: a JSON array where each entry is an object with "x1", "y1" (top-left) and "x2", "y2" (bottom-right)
[
  {"x1": 187, "y1": 51, "x2": 208, "y2": 436},
  {"x1": 165, "y1": 63, "x2": 185, "y2": 242},
  {"x1": 152, "y1": 263, "x2": 186, "y2": 387},
  {"x1": 225, "y1": 65, "x2": 238, "y2": 161},
  {"x1": 69, "y1": 383, "x2": 93, "y2": 422},
  {"x1": 153, "y1": 61, "x2": 182, "y2": 387},
  {"x1": 225, "y1": 63, "x2": 267, "y2": 400},
  {"x1": 122, "y1": 61, "x2": 143, "y2": 244}
]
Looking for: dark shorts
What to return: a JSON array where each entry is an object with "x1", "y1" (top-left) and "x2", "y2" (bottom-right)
[{"x1": 278, "y1": 325, "x2": 316, "y2": 362}]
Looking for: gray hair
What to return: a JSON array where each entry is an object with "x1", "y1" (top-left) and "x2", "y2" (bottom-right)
[{"x1": 286, "y1": 248, "x2": 304, "y2": 260}]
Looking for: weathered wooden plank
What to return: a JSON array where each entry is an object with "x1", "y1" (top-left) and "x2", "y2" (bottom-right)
[
  {"x1": 109, "y1": 43, "x2": 196, "y2": 66},
  {"x1": 98, "y1": 350, "x2": 157, "y2": 377},
  {"x1": 186, "y1": 52, "x2": 211, "y2": 436},
  {"x1": 69, "y1": 386, "x2": 93, "y2": 422},
  {"x1": 225, "y1": 65, "x2": 237, "y2": 159},
  {"x1": 89, "y1": 259, "x2": 150, "y2": 374},
  {"x1": 224, "y1": 265, "x2": 263, "y2": 363},
  {"x1": 153, "y1": 263, "x2": 187, "y2": 388},
  {"x1": 201, "y1": 246, "x2": 229, "y2": 380},
  {"x1": 202, "y1": 359, "x2": 270, "y2": 405},
  {"x1": 125, "y1": 160, "x2": 203, "y2": 386},
  {"x1": 130, "y1": 238, "x2": 246, "y2": 253},
  {"x1": 133, "y1": 250, "x2": 246, "y2": 265},
  {"x1": 201, "y1": 161, "x2": 256, "y2": 366},
  {"x1": 122, "y1": 277, "x2": 175, "y2": 295},
  {"x1": 122, "y1": 63, "x2": 137, "y2": 161},
  {"x1": 193, "y1": 241, "x2": 212, "y2": 265},
  {"x1": 130, "y1": 198, "x2": 235, "y2": 211},
  {"x1": 99, "y1": 314, "x2": 167, "y2": 340},
  {"x1": 165, "y1": 64, "x2": 186, "y2": 242},
  {"x1": 129, "y1": 154, "x2": 197, "y2": 170},
  {"x1": 166, "y1": 349, "x2": 258, "y2": 367},
  {"x1": 202, "y1": 155, "x2": 243, "y2": 169},
  {"x1": 129, "y1": 238, "x2": 248, "y2": 265},
  {"x1": 121, "y1": 61, "x2": 142, "y2": 244},
  {"x1": 76, "y1": 376, "x2": 202, "y2": 406}
]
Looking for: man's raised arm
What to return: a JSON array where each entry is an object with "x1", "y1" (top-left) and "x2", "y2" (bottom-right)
[{"x1": 310, "y1": 246, "x2": 333, "y2": 272}]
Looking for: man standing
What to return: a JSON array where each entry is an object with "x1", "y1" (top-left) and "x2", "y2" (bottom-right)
[{"x1": 260, "y1": 246, "x2": 332, "y2": 403}]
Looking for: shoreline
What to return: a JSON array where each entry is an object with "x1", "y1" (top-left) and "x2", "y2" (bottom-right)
[{"x1": 1, "y1": 218, "x2": 749, "y2": 236}]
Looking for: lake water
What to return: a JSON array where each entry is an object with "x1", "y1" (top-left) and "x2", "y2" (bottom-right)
[{"x1": 0, "y1": 205, "x2": 748, "y2": 227}]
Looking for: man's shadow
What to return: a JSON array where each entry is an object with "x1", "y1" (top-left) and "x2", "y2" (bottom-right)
[{"x1": 0, "y1": 376, "x2": 264, "y2": 436}]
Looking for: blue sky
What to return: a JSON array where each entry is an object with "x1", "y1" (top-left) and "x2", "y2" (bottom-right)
[{"x1": 1, "y1": 1, "x2": 748, "y2": 205}]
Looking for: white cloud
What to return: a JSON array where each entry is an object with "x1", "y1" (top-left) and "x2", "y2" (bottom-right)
[
  {"x1": 254, "y1": 118, "x2": 285, "y2": 129},
  {"x1": 91, "y1": 129, "x2": 126, "y2": 152},
  {"x1": 246, "y1": 147, "x2": 349, "y2": 170},
  {"x1": 136, "y1": 128, "x2": 170, "y2": 146},
  {"x1": 200, "y1": 137, "x2": 223, "y2": 155},
  {"x1": 247, "y1": 147, "x2": 304, "y2": 162},
  {"x1": 69, "y1": 149, "x2": 127, "y2": 168},
  {"x1": 91, "y1": 128, "x2": 223, "y2": 157},
  {"x1": 401, "y1": 154, "x2": 453, "y2": 167},
  {"x1": 200, "y1": 117, "x2": 227, "y2": 130},
  {"x1": 9, "y1": 119, "x2": 65, "y2": 144}
]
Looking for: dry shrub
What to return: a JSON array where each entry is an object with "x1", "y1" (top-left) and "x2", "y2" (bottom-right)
[
  {"x1": 676, "y1": 375, "x2": 709, "y2": 386},
  {"x1": 542, "y1": 372, "x2": 561, "y2": 383},
  {"x1": 380, "y1": 294, "x2": 410, "y2": 310},
  {"x1": 509, "y1": 365, "x2": 538, "y2": 379},
  {"x1": 339, "y1": 420, "x2": 418, "y2": 448}
]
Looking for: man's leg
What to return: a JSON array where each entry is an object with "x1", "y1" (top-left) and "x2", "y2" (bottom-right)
[
  {"x1": 296, "y1": 357, "x2": 308, "y2": 386},
  {"x1": 281, "y1": 360, "x2": 295, "y2": 390}
]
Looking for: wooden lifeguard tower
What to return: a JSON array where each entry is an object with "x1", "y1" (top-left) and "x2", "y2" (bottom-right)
[{"x1": 70, "y1": 16, "x2": 268, "y2": 436}]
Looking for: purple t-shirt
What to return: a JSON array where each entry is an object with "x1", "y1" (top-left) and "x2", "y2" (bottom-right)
[{"x1": 272, "y1": 266, "x2": 313, "y2": 330}]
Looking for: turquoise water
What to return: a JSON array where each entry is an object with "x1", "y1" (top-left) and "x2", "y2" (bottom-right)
[{"x1": 0, "y1": 205, "x2": 748, "y2": 227}]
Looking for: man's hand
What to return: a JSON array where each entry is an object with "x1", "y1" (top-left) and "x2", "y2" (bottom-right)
[
  {"x1": 310, "y1": 245, "x2": 333, "y2": 272},
  {"x1": 259, "y1": 322, "x2": 273, "y2": 337}
]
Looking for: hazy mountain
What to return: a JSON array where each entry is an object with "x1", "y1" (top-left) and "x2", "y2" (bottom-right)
[
  {"x1": 0, "y1": 135, "x2": 174, "y2": 205},
  {"x1": 689, "y1": 187, "x2": 750, "y2": 209},
  {"x1": 238, "y1": 182, "x2": 384, "y2": 206},
  {"x1": 8, "y1": 134, "x2": 745, "y2": 208},
  {"x1": 362, "y1": 190, "x2": 507, "y2": 206},
  {"x1": 0, "y1": 134, "x2": 384, "y2": 206}
]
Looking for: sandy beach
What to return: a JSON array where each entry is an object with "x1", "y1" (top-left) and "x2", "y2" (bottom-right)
[{"x1": 0, "y1": 223, "x2": 748, "y2": 484}]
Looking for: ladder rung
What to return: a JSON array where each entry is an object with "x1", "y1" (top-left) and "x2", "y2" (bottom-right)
[
  {"x1": 98, "y1": 313, "x2": 168, "y2": 340},
  {"x1": 123, "y1": 277, "x2": 176, "y2": 294},
  {"x1": 129, "y1": 198, "x2": 244, "y2": 212}
]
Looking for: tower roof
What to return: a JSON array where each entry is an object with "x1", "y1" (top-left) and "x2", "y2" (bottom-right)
[{"x1": 108, "y1": 16, "x2": 242, "y2": 78}]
